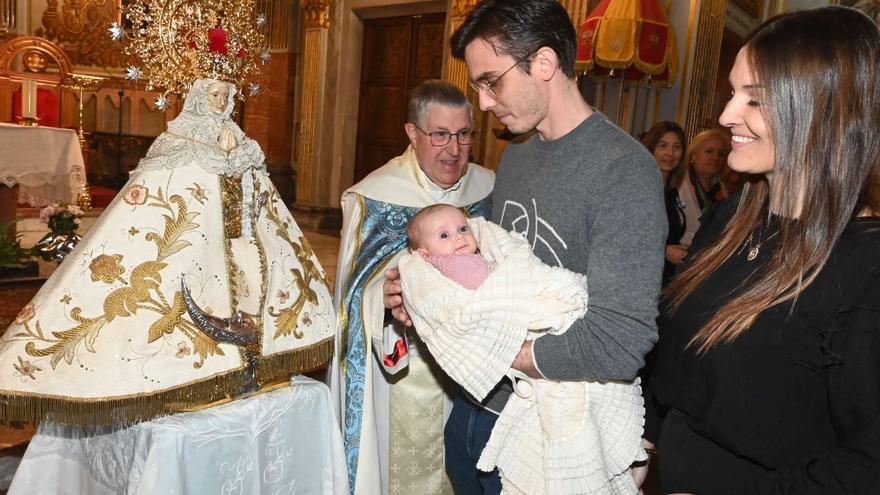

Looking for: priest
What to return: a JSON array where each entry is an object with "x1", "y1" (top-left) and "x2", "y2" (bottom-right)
[{"x1": 331, "y1": 80, "x2": 494, "y2": 494}]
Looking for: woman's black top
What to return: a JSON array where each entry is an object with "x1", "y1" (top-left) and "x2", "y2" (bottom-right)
[
  {"x1": 662, "y1": 186, "x2": 687, "y2": 283},
  {"x1": 645, "y1": 198, "x2": 880, "y2": 494}
]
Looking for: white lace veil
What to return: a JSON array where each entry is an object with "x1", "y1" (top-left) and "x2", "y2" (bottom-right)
[{"x1": 136, "y1": 78, "x2": 265, "y2": 175}]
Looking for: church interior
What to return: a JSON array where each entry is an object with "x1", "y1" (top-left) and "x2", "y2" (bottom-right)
[{"x1": 0, "y1": 0, "x2": 876, "y2": 492}]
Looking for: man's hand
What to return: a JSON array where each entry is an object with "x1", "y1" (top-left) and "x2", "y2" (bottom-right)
[
  {"x1": 511, "y1": 341, "x2": 542, "y2": 378},
  {"x1": 383, "y1": 268, "x2": 411, "y2": 326}
]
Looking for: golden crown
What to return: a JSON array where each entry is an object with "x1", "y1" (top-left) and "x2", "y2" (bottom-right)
[{"x1": 111, "y1": 0, "x2": 268, "y2": 107}]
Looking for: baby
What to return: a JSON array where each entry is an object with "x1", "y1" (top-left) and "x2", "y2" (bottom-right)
[
  {"x1": 399, "y1": 204, "x2": 645, "y2": 495},
  {"x1": 406, "y1": 203, "x2": 489, "y2": 290}
]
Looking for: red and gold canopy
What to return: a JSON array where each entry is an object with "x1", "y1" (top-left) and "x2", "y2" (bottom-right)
[{"x1": 576, "y1": 0, "x2": 678, "y2": 86}]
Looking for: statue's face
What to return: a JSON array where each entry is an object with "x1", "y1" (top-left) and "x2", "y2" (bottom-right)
[{"x1": 206, "y1": 82, "x2": 229, "y2": 115}]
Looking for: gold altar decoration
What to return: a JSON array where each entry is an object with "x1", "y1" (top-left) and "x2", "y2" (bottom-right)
[
  {"x1": 121, "y1": 0, "x2": 267, "y2": 97},
  {"x1": 60, "y1": 73, "x2": 108, "y2": 211},
  {"x1": 575, "y1": 0, "x2": 678, "y2": 87},
  {"x1": 38, "y1": 0, "x2": 125, "y2": 67},
  {"x1": 0, "y1": 0, "x2": 13, "y2": 35},
  {"x1": 682, "y1": 0, "x2": 727, "y2": 139},
  {"x1": 301, "y1": 0, "x2": 330, "y2": 30}
]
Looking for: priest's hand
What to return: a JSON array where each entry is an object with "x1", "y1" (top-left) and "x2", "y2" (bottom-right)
[{"x1": 383, "y1": 268, "x2": 412, "y2": 326}]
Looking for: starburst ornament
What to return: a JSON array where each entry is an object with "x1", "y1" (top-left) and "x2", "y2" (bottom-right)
[
  {"x1": 120, "y1": 0, "x2": 267, "y2": 98},
  {"x1": 248, "y1": 83, "x2": 260, "y2": 96},
  {"x1": 154, "y1": 93, "x2": 169, "y2": 110},
  {"x1": 260, "y1": 51, "x2": 270, "y2": 64},
  {"x1": 256, "y1": 14, "x2": 266, "y2": 27},
  {"x1": 125, "y1": 66, "x2": 142, "y2": 81},
  {"x1": 108, "y1": 22, "x2": 124, "y2": 41}
]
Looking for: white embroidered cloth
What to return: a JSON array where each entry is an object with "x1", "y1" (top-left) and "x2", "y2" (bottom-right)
[
  {"x1": 0, "y1": 123, "x2": 85, "y2": 206},
  {"x1": 8, "y1": 376, "x2": 348, "y2": 495}
]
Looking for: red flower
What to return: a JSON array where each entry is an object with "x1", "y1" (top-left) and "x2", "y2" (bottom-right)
[{"x1": 208, "y1": 27, "x2": 228, "y2": 54}]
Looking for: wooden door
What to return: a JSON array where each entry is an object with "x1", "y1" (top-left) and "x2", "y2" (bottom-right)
[{"x1": 353, "y1": 13, "x2": 445, "y2": 184}]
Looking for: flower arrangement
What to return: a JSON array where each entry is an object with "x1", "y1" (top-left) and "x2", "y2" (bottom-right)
[
  {"x1": 39, "y1": 204, "x2": 84, "y2": 235},
  {"x1": 33, "y1": 204, "x2": 85, "y2": 262}
]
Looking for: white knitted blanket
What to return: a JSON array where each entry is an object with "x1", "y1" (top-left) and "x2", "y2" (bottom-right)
[
  {"x1": 479, "y1": 376, "x2": 645, "y2": 495},
  {"x1": 399, "y1": 217, "x2": 588, "y2": 401},
  {"x1": 400, "y1": 217, "x2": 645, "y2": 495}
]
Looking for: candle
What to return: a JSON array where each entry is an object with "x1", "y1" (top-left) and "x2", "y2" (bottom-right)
[{"x1": 21, "y1": 79, "x2": 36, "y2": 119}]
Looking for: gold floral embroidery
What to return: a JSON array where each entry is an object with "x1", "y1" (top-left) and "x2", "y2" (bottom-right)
[
  {"x1": 264, "y1": 191, "x2": 328, "y2": 339},
  {"x1": 21, "y1": 190, "x2": 224, "y2": 370},
  {"x1": 124, "y1": 184, "x2": 149, "y2": 205},
  {"x1": 89, "y1": 254, "x2": 126, "y2": 284},
  {"x1": 277, "y1": 290, "x2": 289, "y2": 304},
  {"x1": 13, "y1": 357, "x2": 40, "y2": 380},
  {"x1": 186, "y1": 183, "x2": 208, "y2": 204},
  {"x1": 14, "y1": 303, "x2": 35, "y2": 325}
]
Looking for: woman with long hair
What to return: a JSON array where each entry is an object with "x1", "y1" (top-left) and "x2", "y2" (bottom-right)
[
  {"x1": 644, "y1": 7, "x2": 880, "y2": 493},
  {"x1": 643, "y1": 121, "x2": 689, "y2": 283}
]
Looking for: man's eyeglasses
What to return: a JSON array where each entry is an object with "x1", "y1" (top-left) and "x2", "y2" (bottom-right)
[
  {"x1": 412, "y1": 125, "x2": 478, "y2": 147},
  {"x1": 468, "y1": 54, "x2": 532, "y2": 99}
]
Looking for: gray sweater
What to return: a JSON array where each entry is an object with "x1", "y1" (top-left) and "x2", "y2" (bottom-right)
[{"x1": 483, "y1": 111, "x2": 666, "y2": 412}]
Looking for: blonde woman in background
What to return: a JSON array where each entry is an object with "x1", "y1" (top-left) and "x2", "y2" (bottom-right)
[{"x1": 678, "y1": 129, "x2": 730, "y2": 246}]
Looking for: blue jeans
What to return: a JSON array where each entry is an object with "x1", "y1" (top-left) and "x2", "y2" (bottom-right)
[{"x1": 444, "y1": 393, "x2": 502, "y2": 494}]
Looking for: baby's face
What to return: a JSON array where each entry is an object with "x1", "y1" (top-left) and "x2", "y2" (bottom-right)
[{"x1": 416, "y1": 207, "x2": 477, "y2": 256}]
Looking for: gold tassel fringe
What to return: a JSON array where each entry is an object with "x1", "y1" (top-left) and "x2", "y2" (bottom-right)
[{"x1": 0, "y1": 336, "x2": 334, "y2": 429}]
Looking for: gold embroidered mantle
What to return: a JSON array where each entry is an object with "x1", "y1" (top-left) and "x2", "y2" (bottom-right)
[{"x1": 0, "y1": 152, "x2": 335, "y2": 426}]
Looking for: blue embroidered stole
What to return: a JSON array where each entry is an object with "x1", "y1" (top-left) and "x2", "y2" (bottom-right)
[{"x1": 340, "y1": 195, "x2": 491, "y2": 491}]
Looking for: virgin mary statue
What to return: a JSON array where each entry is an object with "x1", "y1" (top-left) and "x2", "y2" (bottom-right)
[{"x1": 0, "y1": 79, "x2": 336, "y2": 425}]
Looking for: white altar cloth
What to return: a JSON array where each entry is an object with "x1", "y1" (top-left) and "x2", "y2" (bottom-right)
[
  {"x1": 8, "y1": 375, "x2": 348, "y2": 495},
  {"x1": 0, "y1": 123, "x2": 85, "y2": 206}
]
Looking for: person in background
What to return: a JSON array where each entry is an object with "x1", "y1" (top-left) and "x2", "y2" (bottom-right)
[
  {"x1": 643, "y1": 121, "x2": 688, "y2": 284},
  {"x1": 331, "y1": 80, "x2": 494, "y2": 494},
  {"x1": 678, "y1": 128, "x2": 730, "y2": 246},
  {"x1": 644, "y1": 6, "x2": 880, "y2": 493}
]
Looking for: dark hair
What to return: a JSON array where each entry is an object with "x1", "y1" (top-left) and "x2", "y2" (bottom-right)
[
  {"x1": 450, "y1": 0, "x2": 578, "y2": 79},
  {"x1": 642, "y1": 121, "x2": 688, "y2": 188},
  {"x1": 667, "y1": 6, "x2": 880, "y2": 351},
  {"x1": 407, "y1": 80, "x2": 473, "y2": 127}
]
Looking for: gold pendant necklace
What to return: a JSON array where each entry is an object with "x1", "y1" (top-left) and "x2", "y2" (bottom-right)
[
  {"x1": 743, "y1": 230, "x2": 778, "y2": 261},
  {"x1": 747, "y1": 234, "x2": 760, "y2": 261}
]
